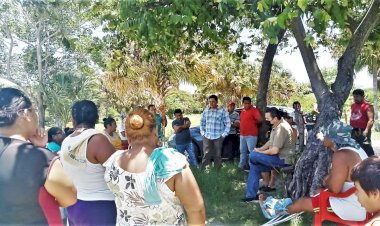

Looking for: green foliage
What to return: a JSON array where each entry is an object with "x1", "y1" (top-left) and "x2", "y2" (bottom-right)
[
  {"x1": 165, "y1": 89, "x2": 203, "y2": 117},
  {"x1": 288, "y1": 92, "x2": 317, "y2": 113},
  {"x1": 45, "y1": 70, "x2": 101, "y2": 127},
  {"x1": 321, "y1": 67, "x2": 337, "y2": 86},
  {"x1": 99, "y1": 0, "x2": 255, "y2": 57},
  {"x1": 195, "y1": 53, "x2": 258, "y2": 104}
]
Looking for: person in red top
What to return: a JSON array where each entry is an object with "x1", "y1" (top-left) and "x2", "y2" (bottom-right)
[
  {"x1": 350, "y1": 89, "x2": 374, "y2": 156},
  {"x1": 239, "y1": 96, "x2": 262, "y2": 169}
]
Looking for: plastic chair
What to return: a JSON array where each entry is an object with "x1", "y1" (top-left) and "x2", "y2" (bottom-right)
[{"x1": 314, "y1": 187, "x2": 371, "y2": 226}]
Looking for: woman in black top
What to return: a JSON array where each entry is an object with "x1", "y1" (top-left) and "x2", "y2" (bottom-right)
[{"x1": 0, "y1": 87, "x2": 76, "y2": 225}]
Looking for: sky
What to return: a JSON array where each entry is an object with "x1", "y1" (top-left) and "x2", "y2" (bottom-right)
[
  {"x1": 180, "y1": 36, "x2": 374, "y2": 94},
  {"x1": 273, "y1": 42, "x2": 372, "y2": 88}
]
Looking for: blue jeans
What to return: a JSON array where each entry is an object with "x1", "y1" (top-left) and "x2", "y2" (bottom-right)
[
  {"x1": 246, "y1": 151, "x2": 287, "y2": 198},
  {"x1": 239, "y1": 136, "x2": 258, "y2": 168},
  {"x1": 176, "y1": 142, "x2": 199, "y2": 167}
]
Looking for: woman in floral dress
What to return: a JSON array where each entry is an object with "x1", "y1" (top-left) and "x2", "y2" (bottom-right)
[{"x1": 104, "y1": 107, "x2": 205, "y2": 225}]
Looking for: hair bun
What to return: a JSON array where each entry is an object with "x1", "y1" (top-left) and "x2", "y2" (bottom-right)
[{"x1": 129, "y1": 114, "x2": 144, "y2": 129}]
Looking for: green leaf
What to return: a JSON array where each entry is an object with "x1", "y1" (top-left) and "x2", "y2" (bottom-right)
[
  {"x1": 257, "y1": 0, "x2": 268, "y2": 12},
  {"x1": 269, "y1": 36, "x2": 279, "y2": 44},
  {"x1": 297, "y1": 0, "x2": 308, "y2": 12},
  {"x1": 257, "y1": 2, "x2": 263, "y2": 12}
]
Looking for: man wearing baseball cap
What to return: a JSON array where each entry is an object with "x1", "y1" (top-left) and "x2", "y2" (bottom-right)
[{"x1": 222, "y1": 101, "x2": 240, "y2": 160}]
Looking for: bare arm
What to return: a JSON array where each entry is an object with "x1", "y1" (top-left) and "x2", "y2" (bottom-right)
[
  {"x1": 173, "y1": 119, "x2": 191, "y2": 134},
  {"x1": 364, "y1": 105, "x2": 374, "y2": 136},
  {"x1": 173, "y1": 165, "x2": 205, "y2": 225},
  {"x1": 257, "y1": 146, "x2": 280, "y2": 155},
  {"x1": 87, "y1": 134, "x2": 116, "y2": 164},
  {"x1": 256, "y1": 141, "x2": 270, "y2": 151},
  {"x1": 173, "y1": 125, "x2": 182, "y2": 133},
  {"x1": 45, "y1": 159, "x2": 77, "y2": 207},
  {"x1": 323, "y1": 151, "x2": 348, "y2": 193}
]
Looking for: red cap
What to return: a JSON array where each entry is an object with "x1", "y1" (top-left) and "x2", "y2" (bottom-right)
[{"x1": 228, "y1": 101, "x2": 236, "y2": 106}]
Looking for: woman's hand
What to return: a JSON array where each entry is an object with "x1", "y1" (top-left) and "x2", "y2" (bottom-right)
[{"x1": 29, "y1": 128, "x2": 48, "y2": 148}]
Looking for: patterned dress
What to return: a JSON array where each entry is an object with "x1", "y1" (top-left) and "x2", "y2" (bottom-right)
[{"x1": 104, "y1": 150, "x2": 187, "y2": 226}]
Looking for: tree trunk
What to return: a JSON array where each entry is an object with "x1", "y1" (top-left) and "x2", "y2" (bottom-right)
[
  {"x1": 373, "y1": 68, "x2": 379, "y2": 131},
  {"x1": 36, "y1": 21, "x2": 45, "y2": 127},
  {"x1": 288, "y1": 94, "x2": 340, "y2": 198},
  {"x1": 289, "y1": 0, "x2": 380, "y2": 198},
  {"x1": 5, "y1": 25, "x2": 13, "y2": 78},
  {"x1": 256, "y1": 29, "x2": 286, "y2": 145}
]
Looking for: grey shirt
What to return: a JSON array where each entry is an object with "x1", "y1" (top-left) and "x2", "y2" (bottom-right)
[
  {"x1": 229, "y1": 111, "x2": 240, "y2": 134},
  {"x1": 172, "y1": 117, "x2": 192, "y2": 145}
]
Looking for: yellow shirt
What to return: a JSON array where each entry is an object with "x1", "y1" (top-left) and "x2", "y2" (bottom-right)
[{"x1": 104, "y1": 130, "x2": 123, "y2": 150}]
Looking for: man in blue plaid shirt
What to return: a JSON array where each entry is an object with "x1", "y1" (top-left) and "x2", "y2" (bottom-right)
[{"x1": 200, "y1": 95, "x2": 231, "y2": 169}]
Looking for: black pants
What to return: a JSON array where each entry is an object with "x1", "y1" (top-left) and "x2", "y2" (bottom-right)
[
  {"x1": 222, "y1": 134, "x2": 240, "y2": 160},
  {"x1": 351, "y1": 128, "x2": 374, "y2": 156}
]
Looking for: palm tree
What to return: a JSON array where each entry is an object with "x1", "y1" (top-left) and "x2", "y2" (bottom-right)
[{"x1": 102, "y1": 54, "x2": 214, "y2": 110}]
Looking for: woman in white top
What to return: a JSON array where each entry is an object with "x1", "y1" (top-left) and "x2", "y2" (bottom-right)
[
  {"x1": 60, "y1": 100, "x2": 116, "y2": 225},
  {"x1": 104, "y1": 107, "x2": 205, "y2": 225}
]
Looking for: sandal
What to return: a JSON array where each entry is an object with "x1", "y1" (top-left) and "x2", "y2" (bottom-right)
[{"x1": 259, "y1": 196, "x2": 293, "y2": 219}]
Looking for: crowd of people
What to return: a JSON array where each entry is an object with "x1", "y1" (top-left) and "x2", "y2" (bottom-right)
[
  {"x1": 0, "y1": 86, "x2": 379, "y2": 226},
  {"x1": 0, "y1": 87, "x2": 205, "y2": 225}
]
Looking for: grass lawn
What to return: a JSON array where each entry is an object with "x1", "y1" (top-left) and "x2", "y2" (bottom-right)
[{"x1": 192, "y1": 162, "x2": 313, "y2": 225}]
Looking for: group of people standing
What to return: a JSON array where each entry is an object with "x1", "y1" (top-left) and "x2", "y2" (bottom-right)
[
  {"x1": 0, "y1": 85, "x2": 378, "y2": 225},
  {"x1": 0, "y1": 87, "x2": 205, "y2": 225}
]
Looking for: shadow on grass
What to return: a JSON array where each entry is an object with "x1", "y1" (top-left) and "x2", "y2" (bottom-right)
[{"x1": 192, "y1": 162, "x2": 314, "y2": 226}]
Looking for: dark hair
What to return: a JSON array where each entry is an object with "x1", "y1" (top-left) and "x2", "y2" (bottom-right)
[
  {"x1": 265, "y1": 107, "x2": 285, "y2": 120},
  {"x1": 103, "y1": 117, "x2": 116, "y2": 128},
  {"x1": 208, "y1": 95, "x2": 218, "y2": 102},
  {"x1": 71, "y1": 100, "x2": 99, "y2": 128},
  {"x1": 147, "y1": 104, "x2": 155, "y2": 110},
  {"x1": 48, "y1": 127, "x2": 63, "y2": 142},
  {"x1": 64, "y1": 127, "x2": 74, "y2": 136},
  {"x1": 292, "y1": 101, "x2": 301, "y2": 109},
  {"x1": 351, "y1": 156, "x2": 380, "y2": 195},
  {"x1": 352, "y1": 89, "x2": 365, "y2": 96},
  {"x1": 284, "y1": 113, "x2": 292, "y2": 119},
  {"x1": 174, "y1": 109, "x2": 182, "y2": 114},
  {"x1": 242, "y1": 96, "x2": 251, "y2": 102},
  {"x1": 0, "y1": 87, "x2": 32, "y2": 127}
]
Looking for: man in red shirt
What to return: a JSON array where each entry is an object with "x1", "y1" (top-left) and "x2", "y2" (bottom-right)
[
  {"x1": 350, "y1": 89, "x2": 374, "y2": 156},
  {"x1": 239, "y1": 97, "x2": 262, "y2": 170}
]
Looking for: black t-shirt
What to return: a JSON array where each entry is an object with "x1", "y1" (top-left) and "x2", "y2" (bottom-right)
[
  {"x1": 0, "y1": 137, "x2": 56, "y2": 225},
  {"x1": 172, "y1": 117, "x2": 192, "y2": 145}
]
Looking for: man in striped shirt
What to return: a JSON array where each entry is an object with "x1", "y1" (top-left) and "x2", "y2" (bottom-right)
[{"x1": 200, "y1": 95, "x2": 231, "y2": 169}]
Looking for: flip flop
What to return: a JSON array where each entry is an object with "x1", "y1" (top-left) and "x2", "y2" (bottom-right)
[
  {"x1": 261, "y1": 212, "x2": 304, "y2": 226},
  {"x1": 259, "y1": 196, "x2": 293, "y2": 220}
]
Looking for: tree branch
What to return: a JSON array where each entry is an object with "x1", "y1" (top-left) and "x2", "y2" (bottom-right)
[
  {"x1": 290, "y1": 16, "x2": 329, "y2": 104},
  {"x1": 255, "y1": 29, "x2": 286, "y2": 144},
  {"x1": 333, "y1": 0, "x2": 380, "y2": 105},
  {"x1": 41, "y1": 30, "x2": 61, "y2": 44},
  {"x1": 347, "y1": 16, "x2": 360, "y2": 33}
]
